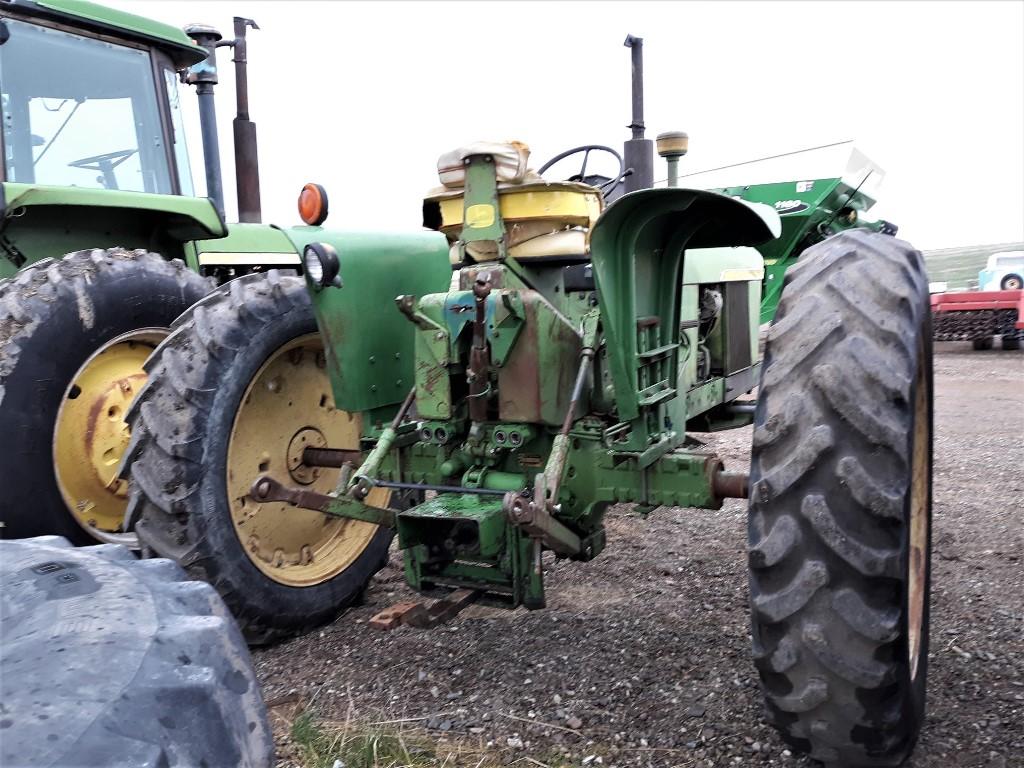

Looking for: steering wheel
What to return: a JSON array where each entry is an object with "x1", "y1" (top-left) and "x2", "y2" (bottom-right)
[
  {"x1": 539, "y1": 145, "x2": 627, "y2": 196},
  {"x1": 68, "y1": 148, "x2": 137, "y2": 190}
]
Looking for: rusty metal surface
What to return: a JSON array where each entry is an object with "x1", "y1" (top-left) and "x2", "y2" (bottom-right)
[
  {"x1": 250, "y1": 475, "x2": 334, "y2": 511},
  {"x1": 496, "y1": 291, "x2": 581, "y2": 425},
  {"x1": 369, "y1": 589, "x2": 480, "y2": 631},
  {"x1": 467, "y1": 271, "x2": 493, "y2": 423},
  {"x1": 301, "y1": 447, "x2": 361, "y2": 468},
  {"x1": 503, "y1": 487, "x2": 582, "y2": 556},
  {"x1": 227, "y1": 17, "x2": 261, "y2": 222},
  {"x1": 711, "y1": 470, "x2": 749, "y2": 499},
  {"x1": 249, "y1": 475, "x2": 396, "y2": 527}
]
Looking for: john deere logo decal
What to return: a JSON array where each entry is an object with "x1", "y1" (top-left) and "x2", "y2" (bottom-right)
[{"x1": 774, "y1": 200, "x2": 809, "y2": 215}]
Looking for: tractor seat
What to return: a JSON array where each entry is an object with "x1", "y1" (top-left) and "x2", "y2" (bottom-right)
[{"x1": 424, "y1": 141, "x2": 604, "y2": 263}]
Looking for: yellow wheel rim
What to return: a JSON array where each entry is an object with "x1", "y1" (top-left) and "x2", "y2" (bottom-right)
[
  {"x1": 227, "y1": 334, "x2": 382, "y2": 587},
  {"x1": 53, "y1": 328, "x2": 167, "y2": 543},
  {"x1": 907, "y1": 349, "x2": 930, "y2": 680}
]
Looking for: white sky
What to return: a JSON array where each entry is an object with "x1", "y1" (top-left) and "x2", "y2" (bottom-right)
[{"x1": 112, "y1": 0, "x2": 1024, "y2": 250}]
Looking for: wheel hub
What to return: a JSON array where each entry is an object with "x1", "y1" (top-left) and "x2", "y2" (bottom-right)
[
  {"x1": 226, "y1": 334, "x2": 379, "y2": 587},
  {"x1": 52, "y1": 329, "x2": 167, "y2": 543},
  {"x1": 286, "y1": 428, "x2": 327, "y2": 485}
]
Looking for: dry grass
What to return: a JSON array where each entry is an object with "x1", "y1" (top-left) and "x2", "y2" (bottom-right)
[
  {"x1": 291, "y1": 710, "x2": 439, "y2": 768},
  {"x1": 276, "y1": 686, "x2": 574, "y2": 768},
  {"x1": 287, "y1": 709, "x2": 575, "y2": 768}
]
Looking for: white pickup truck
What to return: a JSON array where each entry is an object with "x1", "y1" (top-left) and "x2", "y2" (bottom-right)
[{"x1": 979, "y1": 251, "x2": 1024, "y2": 291}]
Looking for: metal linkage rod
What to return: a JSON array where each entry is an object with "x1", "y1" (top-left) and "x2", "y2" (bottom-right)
[{"x1": 350, "y1": 387, "x2": 417, "y2": 499}]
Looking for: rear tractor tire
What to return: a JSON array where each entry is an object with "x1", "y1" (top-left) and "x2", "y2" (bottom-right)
[
  {"x1": 748, "y1": 230, "x2": 933, "y2": 766},
  {"x1": 122, "y1": 273, "x2": 394, "y2": 643},
  {"x1": 0, "y1": 250, "x2": 210, "y2": 545}
]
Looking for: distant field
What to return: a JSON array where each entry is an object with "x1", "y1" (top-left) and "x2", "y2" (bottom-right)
[{"x1": 922, "y1": 241, "x2": 1024, "y2": 289}]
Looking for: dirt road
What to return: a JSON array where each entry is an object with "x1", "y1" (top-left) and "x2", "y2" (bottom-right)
[{"x1": 256, "y1": 344, "x2": 1023, "y2": 767}]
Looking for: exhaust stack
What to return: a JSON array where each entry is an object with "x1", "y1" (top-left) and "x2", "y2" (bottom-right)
[
  {"x1": 622, "y1": 34, "x2": 654, "y2": 193},
  {"x1": 226, "y1": 17, "x2": 262, "y2": 223},
  {"x1": 184, "y1": 19, "x2": 263, "y2": 223}
]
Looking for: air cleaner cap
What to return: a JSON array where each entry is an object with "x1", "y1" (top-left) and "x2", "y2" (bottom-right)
[{"x1": 656, "y1": 131, "x2": 689, "y2": 158}]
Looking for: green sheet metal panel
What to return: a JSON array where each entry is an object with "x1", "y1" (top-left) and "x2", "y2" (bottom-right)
[
  {"x1": 712, "y1": 178, "x2": 879, "y2": 323},
  {"x1": 282, "y1": 227, "x2": 452, "y2": 413},
  {"x1": 33, "y1": 0, "x2": 207, "y2": 67},
  {"x1": 589, "y1": 187, "x2": 778, "y2": 426},
  {"x1": 0, "y1": 183, "x2": 226, "y2": 276}
]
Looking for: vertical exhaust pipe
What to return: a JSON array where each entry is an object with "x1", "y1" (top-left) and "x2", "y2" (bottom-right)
[
  {"x1": 225, "y1": 17, "x2": 262, "y2": 223},
  {"x1": 184, "y1": 24, "x2": 225, "y2": 219},
  {"x1": 622, "y1": 34, "x2": 654, "y2": 193}
]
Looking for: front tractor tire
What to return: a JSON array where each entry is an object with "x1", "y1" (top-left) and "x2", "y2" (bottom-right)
[
  {"x1": 0, "y1": 250, "x2": 211, "y2": 545},
  {"x1": 122, "y1": 273, "x2": 393, "y2": 643},
  {"x1": 748, "y1": 230, "x2": 933, "y2": 766}
]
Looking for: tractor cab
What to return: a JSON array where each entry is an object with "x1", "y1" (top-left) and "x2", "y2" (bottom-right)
[{"x1": 0, "y1": 3, "x2": 204, "y2": 195}]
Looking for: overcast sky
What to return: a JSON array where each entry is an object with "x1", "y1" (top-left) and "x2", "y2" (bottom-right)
[{"x1": 112, "y1": 1, "x2": 1023, "y2": 251}]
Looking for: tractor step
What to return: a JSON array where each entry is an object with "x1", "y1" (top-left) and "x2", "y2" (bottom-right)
[{"x1": 368, "y1": 588, "x2": 481, "y2": 630}]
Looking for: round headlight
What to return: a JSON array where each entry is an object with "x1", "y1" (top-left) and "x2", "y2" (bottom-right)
[
  {"x1": 303, "y1": 246, "x2": 325, "y2": 284},
  {"x1": 303, "y1": 242, "x2": 341, "y2": 289}
]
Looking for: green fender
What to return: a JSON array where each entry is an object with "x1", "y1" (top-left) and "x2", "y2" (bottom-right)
[
  {"x1": 0, "y1": 183, "x2": 226, "y2": 277},
  {"x1": 588, "y1": 187, "x2": 779, "y2": 422},
  {"x1": 277, "y1": 226, "x2": 452, "y2": 414}
]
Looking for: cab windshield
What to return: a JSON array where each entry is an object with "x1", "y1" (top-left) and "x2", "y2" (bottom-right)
[{"x1": 0, "y1": 17, "x2": 177, "y2": 194}]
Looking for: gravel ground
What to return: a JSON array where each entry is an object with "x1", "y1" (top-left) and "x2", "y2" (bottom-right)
[{"x1": 256, "y1": 343, "x2": 1024, "y2": 767}]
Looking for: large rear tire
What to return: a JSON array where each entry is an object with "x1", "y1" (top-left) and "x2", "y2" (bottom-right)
[
  {"x1": 0, "y1": 250, "x2": 210, "y2": 545},
  {"x1": 748, "y1": 230, "x2": 933, "y2": 766},
  {"x1": 0, "y1": 535, "x2": 273, "y2": 767},
  {"x1": 122, "y1": 273, "x2": 393, "y2": 644}
]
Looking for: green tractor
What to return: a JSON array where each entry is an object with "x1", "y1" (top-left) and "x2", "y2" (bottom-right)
[
  {"x1": 123, "y1": 37, "x2": 934, "y2": 766},
  {"x1": 677, "y1": 142, "x2": 901, "y2": 324},
  {"x1": 0, "y1": 0, "x2": 326, "y2": 545}
]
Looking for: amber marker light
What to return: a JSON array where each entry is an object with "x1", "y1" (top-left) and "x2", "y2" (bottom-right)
[{"x1": 298, "y1": 183, "x2": 329, "y2": 226}]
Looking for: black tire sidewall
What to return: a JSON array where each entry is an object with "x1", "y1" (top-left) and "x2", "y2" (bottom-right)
[
  {"x1": 0, "y1": 258, "x2": 207, "y2": 542},
  {"x1": 193, "y1": 301, "x2": 392, "y2": 632},
  {"x1": 748, "y1": 231, "x2": 935, "y2": 765},
  {"x1": 1000, "y1": 273, "x2": 1022, "y2": 290}
]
